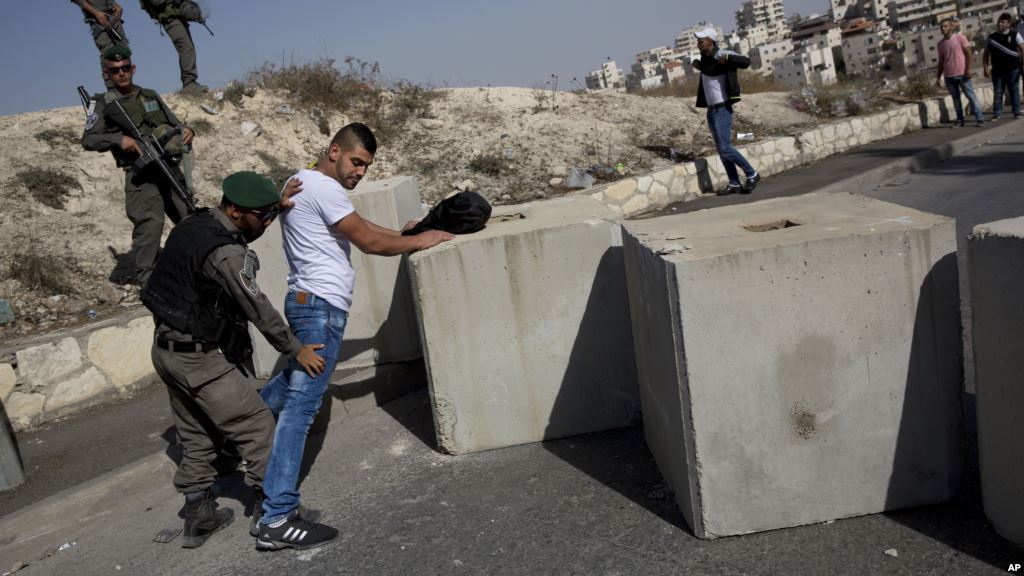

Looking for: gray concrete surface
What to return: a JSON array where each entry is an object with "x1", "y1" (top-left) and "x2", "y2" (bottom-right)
[
  {"x1": 968, "y1": 217, "x2": 1024, "y2": 547},
  {"x1": 407, "y1": 196, "x2": 639, "y2": 454},
  {"x1": 624, "y1": 193, "x2": 964, "y2": 538},
  {"x1": 249, "y1": 176, "x2": 426, "y2": 377}
]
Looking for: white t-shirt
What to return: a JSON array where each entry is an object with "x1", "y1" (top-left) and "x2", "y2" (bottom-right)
[
  {"x1": 280, "y1": 169, "x2": 356, "y2": 311},
  {"x1": 701, "y1": 73, "x2": 727, "y2": 106}
]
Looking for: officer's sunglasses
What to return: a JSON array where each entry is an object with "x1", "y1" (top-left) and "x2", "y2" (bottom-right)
[
  {"x1": 242, "y1": 206, "x2": 280, "y2": 224},
  {"x1": 106, "y1": 64, "x2": 133, "y2": 75}
]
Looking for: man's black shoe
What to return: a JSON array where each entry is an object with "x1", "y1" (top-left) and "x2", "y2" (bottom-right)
[
  {"x1": 255, "y1": 512, "x2": 338, "y2": 551},
  {"x1": 718, "y1": 183, "x2": 741, "y2": 196},
  {"x1": 181, "y1": 488, "x2": 234, "y2": 548},
  {"x1": 742, "y1": 173, "x2": 760, "y2": 194}
]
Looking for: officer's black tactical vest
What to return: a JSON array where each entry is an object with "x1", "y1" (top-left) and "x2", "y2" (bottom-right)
[{"x1": 141, "y1": 209, "x2": 250, "y2": 353}]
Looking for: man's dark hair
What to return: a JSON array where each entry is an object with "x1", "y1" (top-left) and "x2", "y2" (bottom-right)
[
  {"x1": 999, "y1": 12, "x2": 1013, "y2": 22},
  {"x1": 330, "y1": 123, "x2": 377, "y2": 155}
]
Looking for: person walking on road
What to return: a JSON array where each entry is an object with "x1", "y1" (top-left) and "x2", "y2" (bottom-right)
[
  {"x1": 141, "y1": 172, "x2": 326, "y2": 549},
  {"x1": 254, "y1": 123, "x2": 454, "y2": 551},
  {"x1": 983, "y1": 12, "x2": 1024, "y2": 119},
  {"x1": 691, "y1": 28, "x2": 760, "y2": 196},
  {"x1": 937, "y1": 17, "x2": 985, "y2": 127}
]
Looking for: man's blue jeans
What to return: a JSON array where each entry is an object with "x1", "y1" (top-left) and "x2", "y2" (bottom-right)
[
  {"x1": 992, "y1": 67, "x2": 1022, "y2": 118},
  {"x1": 260, "y1": 291, "x2": 347, "y2": 524},
  {"x1": 944, "y1": 75, "x2": 984, "y2": 124},
  {"x1": 706, "y1": 105, "x2": 756, "y2": 186}
]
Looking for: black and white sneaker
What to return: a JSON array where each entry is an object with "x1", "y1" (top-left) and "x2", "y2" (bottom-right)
[
  {"x1": 255, "y1": 513, "x2": 338, "y2": 551},
  {"x1": 249, "y1": 498, "x2": 322, "y2": 537}
]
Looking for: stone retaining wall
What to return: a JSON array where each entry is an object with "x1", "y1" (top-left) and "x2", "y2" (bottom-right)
[
  {"x1": 0, "y1": 311, "x2": 157, "y2": 431},
  {"x1": 585, "y1": 86, "x2": 993, "y2": 217}
]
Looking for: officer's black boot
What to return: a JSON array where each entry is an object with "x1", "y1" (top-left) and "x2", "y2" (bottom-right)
[{"x1": 182, "y1": 488, "x2": 234, "y2": 548}]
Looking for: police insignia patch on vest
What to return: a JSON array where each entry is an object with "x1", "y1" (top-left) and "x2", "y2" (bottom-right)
[
  {"x1": 238, "y1": 249, "x2": 260, "y2": 296},
  {"x1": 144, "y1": 99, "x2": 160, "y2": 113},
  {"x1": 85, "y1": 112, "x2": 98, "y2": 130}
]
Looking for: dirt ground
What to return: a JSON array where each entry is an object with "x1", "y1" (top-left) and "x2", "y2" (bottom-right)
[{"x1": 0, "y1": 86, "x2": 817, "y2": 342}]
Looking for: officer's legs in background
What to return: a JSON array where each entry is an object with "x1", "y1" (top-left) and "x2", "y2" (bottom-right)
[
  {"x1": 162, "y1": 19, "x2": 198, "y2": 89},
  {"x1": 125, "y1": 173, "x2": 166, "y2": 286}
]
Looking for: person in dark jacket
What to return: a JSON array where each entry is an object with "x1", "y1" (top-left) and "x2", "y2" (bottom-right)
[
  {"x1": 983, "y1": 12, "x2": 1024, "y2": 119},
  {"x1": 692, "y1": 28, "x2": 760, "y2": 196}
]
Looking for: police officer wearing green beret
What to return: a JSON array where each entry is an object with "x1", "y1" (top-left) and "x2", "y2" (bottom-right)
[
  {"x1": 141, "y1": 172, "x2": 326, "y2": 548},
  {"x1": 70, "y1": 0, "x2": 129, "y2": 89},
  {"x1": 81, "y1": 45, "x2": 195, "y2": 286},
  {"x1": 138, "y1": 0, "x2": 207, "y2": 93}
]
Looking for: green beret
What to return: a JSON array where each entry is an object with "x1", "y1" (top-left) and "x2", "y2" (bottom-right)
[
  {"x1": 102, "y1": 44, "x2": 132, "y2": 62},
  {"x1": 222, "y1": 171, "x2": 280, "y2": 208}
]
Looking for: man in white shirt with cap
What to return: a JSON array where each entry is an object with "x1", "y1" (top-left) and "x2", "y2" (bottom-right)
[{"x1": 691, "y1": 27, "x2": 760, "y2": 196}]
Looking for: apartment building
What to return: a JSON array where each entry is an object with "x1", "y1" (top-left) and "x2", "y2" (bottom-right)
[
  {"x1": 840, "y1": 18, "x2": 894, "y2": 76},
  {"x1": 792, "y1": 15, "x2": 844, "y2": 50},
  {"x1": 750, "y1": 38, "x2": 795, "y2": 73},
  {"x1": 889, "y1": 0, "x2": 959, "y2": 30},
  {"x1": 737, "y1": 0, "x2": 789, "y2": 43},
  {"x1": 773, "y1": 45, "x2": 839, "y2": 87},
  {"x1": 831, "y1": 0, "x2": 888, "y2": 21},
  {"x1": 585, "y1": 60, "x2": 625, "y2": 91}
]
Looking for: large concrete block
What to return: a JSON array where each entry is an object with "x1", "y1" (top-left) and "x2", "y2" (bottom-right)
[
  {"x1": 408, "y1": 196, "x2": 639, "y2": 454},
  {"x1": 249, "y1": 176, "x2": 426, "y2": 376},
  {"x1": 623, "y1": 192, "x2": 962, "y2": 538},
  {"x1": 969, "y1": 217, "x2": 1024, "y2": 546},
  {"x1": 87, "y1": 316, "x2": 156, "y2": 390}
]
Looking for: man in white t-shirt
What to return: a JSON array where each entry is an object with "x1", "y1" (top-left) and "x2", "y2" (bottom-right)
[{"x1": 254, "y1": 123, "x2": 453, "y2": 551}]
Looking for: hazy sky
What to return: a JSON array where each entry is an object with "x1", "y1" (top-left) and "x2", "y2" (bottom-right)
[{"x1": 4, "y1": 0, "x2": 824, "y2": 115}]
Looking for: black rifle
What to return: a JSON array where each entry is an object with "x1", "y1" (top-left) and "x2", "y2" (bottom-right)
[
  {"x1": 77, "y1": 85, "x2": 196, "y2": 214},
  {"x1": 106, "y1": 13, "x2": 124, "y2": 42}
]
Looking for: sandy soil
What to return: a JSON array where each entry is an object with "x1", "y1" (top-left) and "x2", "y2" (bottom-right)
[{"x1": 0, "y1": 86, "x2": 816, "y2": 341}]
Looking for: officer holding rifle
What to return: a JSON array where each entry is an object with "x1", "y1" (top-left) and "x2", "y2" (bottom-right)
[{"x1": 81, "y1": 44, "x2": 196, "y2": 286}]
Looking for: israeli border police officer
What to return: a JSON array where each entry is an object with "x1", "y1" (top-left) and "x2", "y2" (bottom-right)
[
  {"x1": 70, "y1": 0, "x2": 129, "y2": 89},
  {"x1": 141, "y1": 172, "x2": 326, "y2": 548},
  {"x1": 138, "y1": 0, "x2": 207, "y2": 93},
  {"x1": 81, "y1": 45, "x2": 194, "y2": 286}
]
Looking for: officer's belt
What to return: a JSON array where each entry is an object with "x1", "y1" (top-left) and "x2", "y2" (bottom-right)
[{"x1": 156, "y1": 337, "x2": 219, "y2": 353}]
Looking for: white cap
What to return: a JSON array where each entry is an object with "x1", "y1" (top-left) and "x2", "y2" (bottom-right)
[{"x1": 694, "y1": 28, "x2": 718, "y2": 42}]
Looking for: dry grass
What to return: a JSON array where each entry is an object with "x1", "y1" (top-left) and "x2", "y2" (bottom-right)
[
  {"x1": 7, "y1": 233, "x2": 75, "y2": 294},
  {"x1": 14, "y1": 169, "x2": 81, "y2": 210},
  {"x1": 244, "y1": 57, "x2": 444, "y2": 145},
  {"x1": 255, "y1": 150, "x2": 295, "y2": 189},
  {"x1": 34, "y1": 128, "x2": 79, "y2": 148}
]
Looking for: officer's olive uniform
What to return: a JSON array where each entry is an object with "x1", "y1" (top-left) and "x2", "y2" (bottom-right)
[
  {"x1": 145, "y1": 208, "x2": 303, "y2": 493},
  {"x1": 81, "y1": 86, "x2": 191, "y2": 285},
  {"x1": 73, "y1": 0, "x2": 129, "y2": 88},
  {"x1": 139, "y1": 0, "x2": 199, "y2": 88}
]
